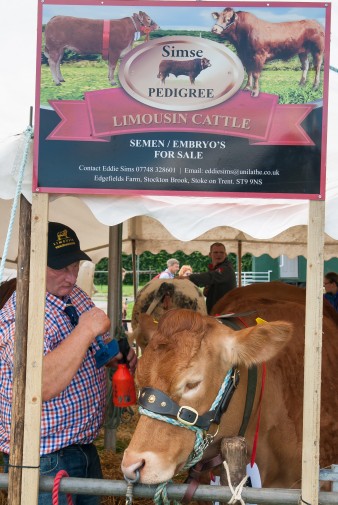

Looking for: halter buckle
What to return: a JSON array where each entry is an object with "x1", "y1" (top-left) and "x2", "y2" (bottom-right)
[{"x1": 177, "y1": 406, "x2": 199, "y2": 426}]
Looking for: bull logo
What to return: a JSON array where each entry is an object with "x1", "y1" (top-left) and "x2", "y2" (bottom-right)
[
  {"x1": 57, "y1": 230, "x2": 69, "y2": 241},
  {"x1": 157, "y1": 57, "x2": 212, "y2": 85},
  {"x1": 53, "y1": 229, "x2": 76, "y2": 249}
]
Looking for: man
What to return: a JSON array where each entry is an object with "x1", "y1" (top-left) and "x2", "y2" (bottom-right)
[
  {"x1": 159, "y1": 258, "x2": 180, "y2": 279},
  {"x1": 179, "y1": 242, "x2": 236, "y2": 314},
  {"x1": 323, "y1": 271, "x2": 338, "y2": 311},
  {"x1": 0, "y1": 222, "x2": 136, "y2": 505}
]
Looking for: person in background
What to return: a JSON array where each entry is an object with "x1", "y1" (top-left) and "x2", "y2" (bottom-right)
[
  {"x1": 0, "y1": 222, "x2": 137, "y2": 505},
  {"x1": 179, "y1": 242, "x2": 237, "y2": 314},
  {"x1": 323, "y1": 271, "x2": 338, "y2": 311},
  {"x1": 159, "y1": 258, "x2": 180, "y2": 279},
  {"x1": 178, "y1": 265, "x2": 193, "y2": 277}
]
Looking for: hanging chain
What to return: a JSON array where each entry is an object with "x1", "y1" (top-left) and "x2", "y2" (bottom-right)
[{"x1": 125, "y1": 470, "x2": 140, "y2": 505}]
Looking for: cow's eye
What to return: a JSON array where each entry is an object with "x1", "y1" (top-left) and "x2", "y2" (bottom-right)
[{"x1": 185, "y1": 381, "x2": 200, "y2": 391}]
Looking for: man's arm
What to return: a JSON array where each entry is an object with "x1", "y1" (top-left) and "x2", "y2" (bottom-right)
[{"x1": 42, "y1": 307, "x2": 110, "y2": 401}]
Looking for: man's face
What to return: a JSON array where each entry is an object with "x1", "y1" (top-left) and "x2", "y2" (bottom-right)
[
  {"x1": 46, "y1": 261, "x2": 80, "y2": 298},
  {"x1": 324, "y1": 278, "x2": 337, "y2": 295},
  {"x1": 169, "y1": 262, "x2": 180, "y2": 275},
  {"x1": 209, "y1": 246, "x2": 226, "y2": 266}
]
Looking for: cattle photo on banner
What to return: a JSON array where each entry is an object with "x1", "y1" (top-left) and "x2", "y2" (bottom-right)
[{"x1": 34, "y1": 1, "x2": 330, "y2": 200}]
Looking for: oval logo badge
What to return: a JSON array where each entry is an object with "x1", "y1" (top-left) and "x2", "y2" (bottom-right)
[{"x1": 119, "y1": 36, "x2": 244, "y2": 111}]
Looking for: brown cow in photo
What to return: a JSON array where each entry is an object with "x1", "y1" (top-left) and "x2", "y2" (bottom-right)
[
  {"x1": 157, "y1": 57, "x2": 211, "y2": 85},
  {"x1": 44, "y1": 12, "x2": 159, "y2": 86},
  {"x1": 211, "y1": 8, "x2": 325, "y2": 97},
  {"x1": 121, "y1": 283, "x2": 337, "y2": 492}
]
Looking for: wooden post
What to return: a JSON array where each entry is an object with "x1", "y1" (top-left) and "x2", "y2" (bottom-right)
[
  {"x1": 21, "y1": 193, "x2": 49, "y2": 505},
  {"x1": 8, "y1": 195, "x2": 31, "y2": 505},
  {"x1": 107, "y1": 224, "x2": 123, "y2": 333},
  {"x1": 104, "y1": 223, "x2": 123, "y2": 451},
  {"x1": 220, "y1": 436, "x2": 247, "y2": 488},
  {"x1": 301, "y1": 200, "x2": 325, "y2": 505}
]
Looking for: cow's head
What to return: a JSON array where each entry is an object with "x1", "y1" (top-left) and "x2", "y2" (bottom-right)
[
  {"x1": 121, "y1": 309, "x2": 292, "y2": 484},
  {"x1": 211, "y1": 8, "x2": 238, "y2": 35},
  {"x1": 201, "y1": 57, "x2": 211, "y2": 69},
  {"x1": 135, "y1": 11, "x2": 160, "y2": 31}
]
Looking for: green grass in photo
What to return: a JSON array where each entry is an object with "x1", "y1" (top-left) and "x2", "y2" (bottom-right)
[{"x1": 40, "y1": 61, "x2": 323, "y2": 106}]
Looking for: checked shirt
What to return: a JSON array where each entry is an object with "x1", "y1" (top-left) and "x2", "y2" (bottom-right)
[{"x1": 0, "y1": 285, "x2": 107, "y2": 455}]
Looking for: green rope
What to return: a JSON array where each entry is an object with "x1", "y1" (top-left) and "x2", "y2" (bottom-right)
[
  {"x1": 138, "y1": 409, "x2": 205, "y2": 505},
  {"x1": 139, "y1": 368, "x2": 234, "y2": 505},
  {"x1": 154, "y1": 482, "x2": 177, "y2": 505}
]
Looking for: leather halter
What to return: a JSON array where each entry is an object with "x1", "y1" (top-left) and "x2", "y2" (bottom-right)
[
  {"x1": 130, "y1": 13, "x2": 154, "y2": 32},
  {"x1": 181, "y1": 313, "x2": 258, "y2": 503},
  {"x1": 214, "y1": 12, "x2": 237, "y2": 33},
  {"x1": 138, "y1": 367, "x2": 240, "y2": 431}
]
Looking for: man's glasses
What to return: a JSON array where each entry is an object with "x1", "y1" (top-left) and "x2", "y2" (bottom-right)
[{"x1": 64, "y1": 300, "x2": 79, "y2": 326}]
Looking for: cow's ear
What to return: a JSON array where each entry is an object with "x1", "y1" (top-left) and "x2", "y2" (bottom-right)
[
  {"x1": 211, "y1": 12, "x2": 219, "y2": 20},
  {"x1": 131, "y1": 313, "x2": 158, "y2": 350},
  {"x1": 219, "y1": 321, "x2": 293, "y2": 367}
]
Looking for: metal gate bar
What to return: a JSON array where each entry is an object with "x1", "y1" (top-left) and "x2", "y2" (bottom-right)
[{"x1": 0, "y1": 475, "x2": 337, "y2": 504}]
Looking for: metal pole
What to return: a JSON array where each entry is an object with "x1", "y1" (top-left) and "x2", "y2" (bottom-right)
[
  {"x1": 1, "y1": 475, "x2": 337, "y2": 504},
  {"x1": 237, "y1": 240, "x2": 242, "y2": 287},
  {"x1": 132, "y1": 239, "x2": 138, "y2": 301}
]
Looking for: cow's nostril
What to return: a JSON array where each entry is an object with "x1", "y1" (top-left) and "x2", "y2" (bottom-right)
[
  {"x1": 124, "y1": 468, "x2": 141, "y2": 484},
  {"x1": 122, "y1": 459, "x2": 145, "y2": 481}
]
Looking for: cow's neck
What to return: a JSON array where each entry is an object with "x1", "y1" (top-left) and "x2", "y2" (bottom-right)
[
  {"x1": 204, "y1": 364, "x2": 263, "y2": 461},
  {"x1": 130, "y1": 14, "x2": 144, "y2": 32}
]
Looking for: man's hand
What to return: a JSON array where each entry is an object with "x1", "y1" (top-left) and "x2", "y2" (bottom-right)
[
  {"x1": 107, "y1": 345, "x2": 138, "y2": 375},
  {"x1": 77, "y1": 307, "x2": 111, "y2": 345},
  {"x1": 126, "y1": 346, "x2": 138, "y2": 375}
]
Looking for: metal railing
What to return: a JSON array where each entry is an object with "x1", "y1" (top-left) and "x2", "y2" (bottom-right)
[
  {"x1": 238, "y1": 270, "x2": 273, "y2": 286},
  {"x1": 0, "y1": 473, "x2": 337, "y2": 504}
]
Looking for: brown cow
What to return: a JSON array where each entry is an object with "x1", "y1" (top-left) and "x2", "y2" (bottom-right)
[
  {"x1": 157, "y1": 57, "x2": 211, "y2": 85},
  {"x1": 211, "y1": 8, "x2": 324, "y2": 97},
  {"x1": 44, "y1": 12, "x2": 159, "y2": 86},
  {"x1": 0, "y1": 278, "x2": 16, "y2": 310},
  {"x1": 130, "y1": 279, "x2": 207, "y2": 350},
  {"x1": 121, "y1": 282, "x2": 337, "y2": 491}
]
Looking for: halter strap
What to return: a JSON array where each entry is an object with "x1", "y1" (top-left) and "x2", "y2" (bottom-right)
[{"x1": 138, "y1": 367, "x2": 238, "y2": 431}]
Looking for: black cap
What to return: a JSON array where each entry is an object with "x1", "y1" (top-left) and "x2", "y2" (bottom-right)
[{"x1": 48, "y1": 222, "x2": 91, "y2": 270}]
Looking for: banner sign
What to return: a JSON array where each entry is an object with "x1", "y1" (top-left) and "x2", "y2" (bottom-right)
[{"x1": 34, "y1": 1, "x2": 331, "y2": 199}]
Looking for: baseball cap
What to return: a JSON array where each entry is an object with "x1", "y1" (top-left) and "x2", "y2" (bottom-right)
[{"x1": 48, "y1": 222, "x2": 91, "y2": 270}]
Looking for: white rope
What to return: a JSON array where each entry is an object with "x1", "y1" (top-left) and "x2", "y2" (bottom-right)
[
  {"x1": 223, "y1": 459, "x2": 248, "y2": 505},
  {"x1": 0, "y1": 126, "x2": 33, "y2": 284}
]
